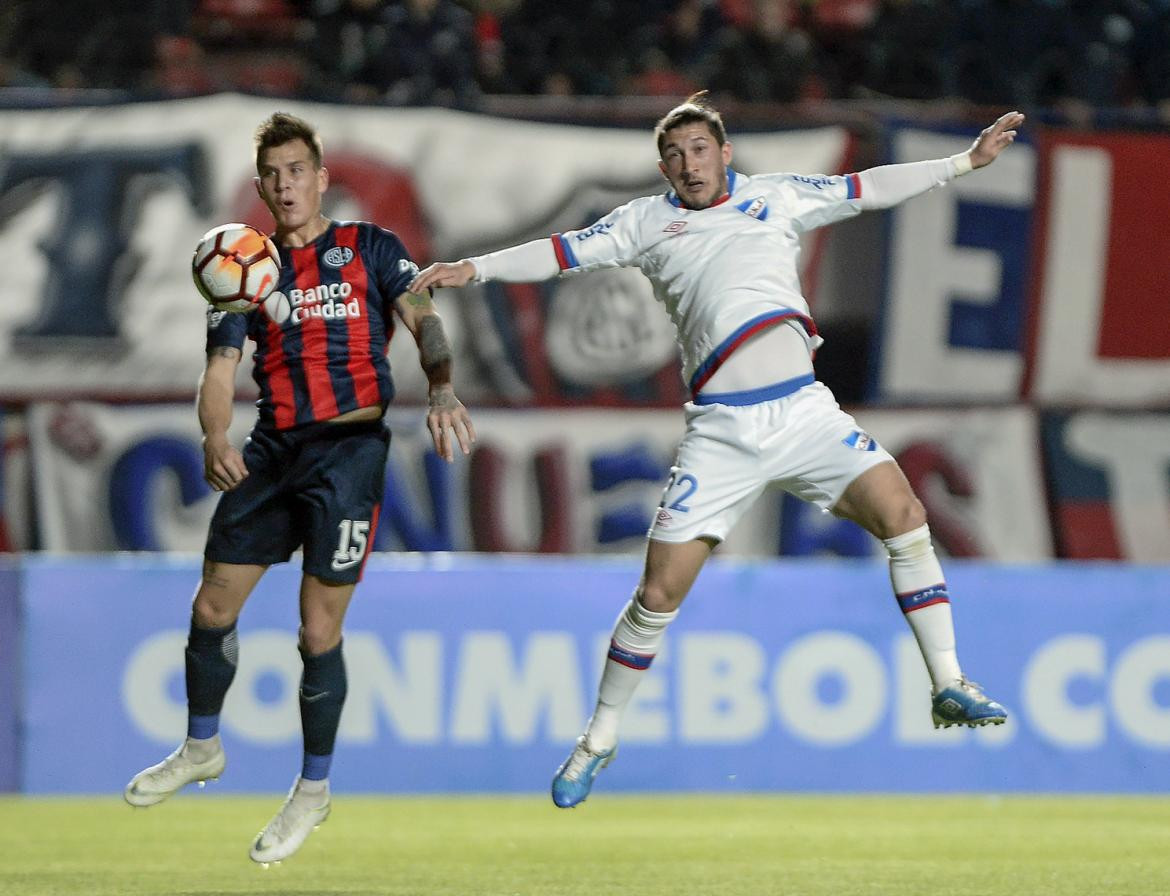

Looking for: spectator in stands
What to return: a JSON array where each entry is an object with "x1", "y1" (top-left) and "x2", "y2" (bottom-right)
[
  {"x1": 953, "y1": 0, "x2": 1066, "y2": 108},
  {"x1": 1047, "y1": 0, "x2": 1150, "y2": 122},
  {"x1": 707, "y1": 0, "x2": 816, "y2": 103},
  {"x1": 13, "y1": 0, "x2": 184, "y2": 90},
  {"x1": 500, "y1": 0, "x2": 658, "y2": 96},
  {"x1": 469, "y1": 7, "x2": 514, "y2": 95},
  {"x1": 357, "y1": 0, "x2": 482, "y2": 107},
  {"x1": 804, "y1": 0, "x2": 878, "y2": 99},
  {"x1": 857, "y1": 0, "x2": 960, "y2": 100},
  {"x1": 300, "y1": 0, "x2": 388, "y2": 101},
  {"x1": 1133, "y1": 0, "x2": 1170, "y2": 122},
  {"x1": 657, "y1": 0, "x2": 725, "y2": 86}
]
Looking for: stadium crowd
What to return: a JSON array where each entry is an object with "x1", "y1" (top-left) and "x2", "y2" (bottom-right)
[{"x1": 2, "y1": 0, "x2": 1170, "y2": 122}]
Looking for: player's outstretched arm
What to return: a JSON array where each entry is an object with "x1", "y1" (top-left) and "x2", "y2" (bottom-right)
[
  {"x1": 409, "y1": 260, "x2": 477, "y2": 294},
  {"x1": 966, "y1": 111, "x2": 1025, "y2": 170},
  {"x1": 394, "y1": 290, "x2": 476, "y2": 462},
  {"x1": 851, "y1": 110, "x2": 1026, "y2": 213},
  {"x1": 410, "y1": 239, "x2": 562, "y2": 295}
]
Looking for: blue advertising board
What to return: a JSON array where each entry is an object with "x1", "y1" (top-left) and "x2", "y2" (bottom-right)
[
  {"x1": 0, "y1": 561, "x2": 19, "y2": 792},
  {"x1": 14, "y1": 555, "x2": 1170, "y2": 794}
]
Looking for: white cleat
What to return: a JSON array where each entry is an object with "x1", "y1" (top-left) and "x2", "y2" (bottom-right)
[
  {"x1": 249, "y1": 777, "x2": 331, "y2": 865},
  {"x1": 124, "y1": 736, "x2": 226, "y2": 807}
]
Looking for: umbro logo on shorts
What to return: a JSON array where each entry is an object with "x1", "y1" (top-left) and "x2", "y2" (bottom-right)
[{"x1": 655, "y1": 508, "x2": 674, "y2": 527}]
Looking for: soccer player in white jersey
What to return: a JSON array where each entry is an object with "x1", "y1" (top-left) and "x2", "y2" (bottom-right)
[{"x1": 411, "y1": 93, "x2": 1022, "y2": 808}]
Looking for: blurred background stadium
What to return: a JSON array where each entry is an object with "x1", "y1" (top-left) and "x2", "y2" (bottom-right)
[{"x1": 1, "y1": 0, "x2": 1169, "y2": 835}]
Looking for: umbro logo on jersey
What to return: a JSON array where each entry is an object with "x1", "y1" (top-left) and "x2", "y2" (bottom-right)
[
  {"x1": 663, "y1": 221, "x2": 687, "y2": 234},
  {"x1": 323, "y1": 246, "x2": 354, "y2": 267}
]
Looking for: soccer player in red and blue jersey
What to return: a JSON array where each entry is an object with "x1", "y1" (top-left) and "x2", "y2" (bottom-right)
[{"x1": 125, "y1": 112, "x2": 475, "y2": 864}]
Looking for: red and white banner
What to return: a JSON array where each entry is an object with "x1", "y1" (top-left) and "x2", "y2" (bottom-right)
[
  {"x1": 0, "y1": 95, "x2": 849, "y2": 406},
  {"x1": 26, "y1": 402, "x2": 1051, "y2": 560},
  {"x1": 1026, "y1": 130, "x2": 1170, "y2": 406},
  {"x1": 875, "y1": 123, "x2": 1170, "y2": 409}
]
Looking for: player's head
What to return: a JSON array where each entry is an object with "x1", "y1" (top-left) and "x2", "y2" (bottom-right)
[
  {"x1": 253, "y1": 112, "x2": 329, "y2": 236},
  {"x1": 655, "y1": 91, "x2": 733, "y2": 211}
]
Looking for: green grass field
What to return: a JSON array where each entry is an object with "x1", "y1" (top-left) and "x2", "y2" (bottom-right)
[{"x1": 1, "y1": 794, "x2": 1167, "y2": 895}]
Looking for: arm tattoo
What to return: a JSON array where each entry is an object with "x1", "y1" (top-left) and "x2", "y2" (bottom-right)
[
  {"x1": 405, "y1": 290, "x2": 433, "y2": 308},
  {"x1": 207, "y1": 346, "x2": 241, "y2": 361},
  {"x1": 418, "y1": 315, "x2": 453, "y2": 384}
]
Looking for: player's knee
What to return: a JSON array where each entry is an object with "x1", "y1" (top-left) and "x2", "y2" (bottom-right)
[
  {"x1": 872, "y1": 495, "x2": 927, "y2": 542},
  {"x1": 299, "y1": 621, "x2": 343, "y2": 656},
  {"x1": 638, "y1": 580, "x2": 685, "y2": 613},
  {"x1": 192, "y1": 592, "x2": 240, "y2": 630}
]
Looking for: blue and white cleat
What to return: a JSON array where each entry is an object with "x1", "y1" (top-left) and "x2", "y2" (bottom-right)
[
  {"x1": 551, "y1": 736, "x2": 616, "y2": 808},
  {"x1": 932, "y1": 678, "x2": 1008, "y2": 728}
]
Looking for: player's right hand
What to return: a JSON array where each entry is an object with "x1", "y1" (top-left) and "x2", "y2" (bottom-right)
[
  {"x1": 203, "y1": 434, "x2": 249, "y2": 492},
  {"x1": 968, "y1": 110, "x2": 1025, "y2": 169},
  {"x1": 409, "y1": 260, "x2": 476, "y2": 294}
]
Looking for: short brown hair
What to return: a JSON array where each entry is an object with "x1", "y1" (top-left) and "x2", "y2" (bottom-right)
[
  {"x1": 254, "y1": 112, "x2": 324, "y2": 172},
  {"x1": 654, "y1": 91, "x2": 727, "y2": 155}
]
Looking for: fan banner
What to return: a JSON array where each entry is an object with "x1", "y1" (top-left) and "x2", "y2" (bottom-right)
[
  {"x1": 25, "y1": 401, "x2": 1052, "y2": 560},
  {"x1": 0, "y1": 95, "x2": 849, "y2": 407},
  {"x1": 873, "y1": 125, "x2": 1170, "y2": 407},
  {"x1": 1040, "y1": 410, "x2": 1170, "y2": 562},
  {"x1": 13, "y1": 555, "x2": 1170, "y2": 794}
]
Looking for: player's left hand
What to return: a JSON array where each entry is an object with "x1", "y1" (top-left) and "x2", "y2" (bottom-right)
[
  {"x1": 426, "y1": 384, "x2": 476, "y2": 462},
  {"x1": 968, "y1": 111, "x2": 1025, "y2": 169},
  {"x1": 410, "y1": 260, "x2": 476, "y2": 294}
]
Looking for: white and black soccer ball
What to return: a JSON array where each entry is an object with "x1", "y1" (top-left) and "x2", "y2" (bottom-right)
[{"x1": 191, "y1": 223, "x2": 281, "y2": 312}]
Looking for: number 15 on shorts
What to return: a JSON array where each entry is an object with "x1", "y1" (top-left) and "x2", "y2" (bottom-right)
[{"x1": 331, "y1": 518, "x2": 370, "y2": 571}]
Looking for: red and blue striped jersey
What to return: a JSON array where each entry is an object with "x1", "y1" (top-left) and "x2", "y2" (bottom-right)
[{"x1": 206, "y1": 220, "x2": 418, "y2": 430}]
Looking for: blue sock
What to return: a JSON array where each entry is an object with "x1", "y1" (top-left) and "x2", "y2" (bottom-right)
[
  {"x1": 185, "y1": 617, "x2": 238, "y2": 739},
  {"x1": 299, "y1": 641, "x2": 346, "y2": 781}
]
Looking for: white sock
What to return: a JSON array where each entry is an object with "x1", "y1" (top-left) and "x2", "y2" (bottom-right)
[
  {"x1": 883, "y1": 524, "x2": 962, "y2": 691},
  {"x1": 585, "y1": 593, "x2": 677, "y2": 751}
]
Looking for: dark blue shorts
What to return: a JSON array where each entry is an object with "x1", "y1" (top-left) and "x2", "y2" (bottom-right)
[{"x1": 205, "y1": 419, "x2": 390, "y2": 584}]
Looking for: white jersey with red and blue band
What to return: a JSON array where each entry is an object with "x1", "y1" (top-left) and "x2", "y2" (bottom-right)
[
  {"x1": 550, "y1": 168, "x2": 863, "y2": 403},
  {"x1": 468, "y1": 155, "x2": 960, "y2": 406}
]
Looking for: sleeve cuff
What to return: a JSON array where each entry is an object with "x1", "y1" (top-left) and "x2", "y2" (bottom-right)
[{"x1": 949, "y1": 152, "x2": 974, "y2": 177}]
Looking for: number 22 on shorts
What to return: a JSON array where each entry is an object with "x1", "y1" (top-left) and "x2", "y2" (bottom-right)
[{"x1": 664, "y1": 472, "x2": 698, "y2": 512}]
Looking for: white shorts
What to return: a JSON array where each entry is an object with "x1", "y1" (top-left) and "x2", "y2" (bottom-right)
[{"x1": 649, "y1": 381, "x2": 894, "y2": 544}]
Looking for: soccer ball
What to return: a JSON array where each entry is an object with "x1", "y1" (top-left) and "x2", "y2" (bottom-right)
[{"x1": 191, "y1": 223, "x2": 281, "y2": 312}]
